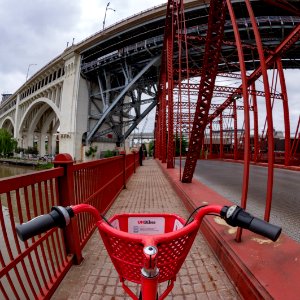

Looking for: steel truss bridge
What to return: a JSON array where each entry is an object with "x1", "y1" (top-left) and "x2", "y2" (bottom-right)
[
  {"x1": 81, "y1": 0, "x2": 300, "y2": 233},
  {"x1": 1, "y1": 0, "x2": 300, "y2": 223}
]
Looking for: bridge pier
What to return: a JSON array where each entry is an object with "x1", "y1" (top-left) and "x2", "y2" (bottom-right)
[{"x1": 59, "y1": 53, "x2": 89, "y2": 160}]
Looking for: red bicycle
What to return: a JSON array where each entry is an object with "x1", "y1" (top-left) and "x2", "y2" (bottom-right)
[{"x1": 16, "y1": 203, "x2": 281, "y2": 300}]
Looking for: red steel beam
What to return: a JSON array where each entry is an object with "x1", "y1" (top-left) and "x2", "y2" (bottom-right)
[
  {"x1": 186, "y1": 34, "x2": 273, "y2": 54},
  {"x1": 227, "y1": 0, "x2": 252, "y2": 241},
  {"x1": 291, "y1": 116, "x2": 300, "y2": 158},
  {"x1": 276, "y1": 58, "x2": 291, "y2": 166},
  {"x1": 166, "y1": 6, "x2": 175, "y2": 168},
  {"x1": 208, "y1": 23, "x2": 300, "y2": 123},
  {"x1": 156, "y1": 0, "x2": 176, "y2": 163},
  {"x1": 233, "y1": 99, "x2": 238, "y2": 160},
  {"x1": 251, "y1": 83, "x2": 259, "y2": 163},
  {"x1": 262, "y1": 0, "x2": 300, "y2": 16},
  {"x1": 182, "y1": 0, "x2": 227, "y2": 183},
  {"x1": 173, "y1": 101, "x2": 249, "y2": 111},
  {"x1": 174, "y1": 83, "x2": 282, "y2": 99},
  {"x1": 245, "y1": 0, "x2": 274, "y2": 222},
  {"x1": 174, "y1": 69, "x2": 242, "y2": 79}
]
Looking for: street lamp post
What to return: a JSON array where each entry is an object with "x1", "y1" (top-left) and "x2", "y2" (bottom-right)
[
  {"x1": 103, "y1": 2, "x2": 116, "y2": 30},
  {"x1": 26, "y1": 64, "x2": 37, "y2": 81}
]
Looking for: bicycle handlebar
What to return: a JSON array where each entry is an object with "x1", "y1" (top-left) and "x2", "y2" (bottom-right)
[
  {"x1": 16, "y1": 204, "x2": 281, "y2": 242},
  {"x1": 16, "y1": 206, "x2": 73, "y2": 241},
  {"x1": 221, "y1": 205, "x2": 281, "y2": 242}
]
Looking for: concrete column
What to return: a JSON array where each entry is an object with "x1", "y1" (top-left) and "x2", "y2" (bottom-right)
[
  {"x1": 59, "y1": 53, "x2": 88, "y2": 159},
  {"x1": 59, "y1": 53, "x2": 81, "y2": 158},
  {"x1": 55, "y1": 85, "x2": 61, "y2": 108},
  {"x1": 48, "y1": 133, "x2": 53, "y2": 155},
  {"x1": 26, "y1": 133, "x2": 34, "y2": 148},
  {"x1": 51, "y1": 134, "x2": 57, "y2": 155},
  {"x1": 14, "y1": 94, "x2": 20, "y2": 140},
  {"x1": 39, "y1": 133, "x2": 47, "y2": 156}
]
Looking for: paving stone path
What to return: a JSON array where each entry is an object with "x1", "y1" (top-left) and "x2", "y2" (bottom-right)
[{"x1": 52, "y1": 159, "x2": 240, "y2": 299}]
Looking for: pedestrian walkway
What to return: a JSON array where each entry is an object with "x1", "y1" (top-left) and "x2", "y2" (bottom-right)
[{"x1": 52, "y1": 159, "x2": 240, "y2": 299}]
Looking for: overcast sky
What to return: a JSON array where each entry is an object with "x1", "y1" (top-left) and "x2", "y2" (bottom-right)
[
  {"x1": 0, "y1": 0, "x2": 166, "y2": 95},
  {"x1": 0, "y1": 0, "x2": 299, "y2": 134}
]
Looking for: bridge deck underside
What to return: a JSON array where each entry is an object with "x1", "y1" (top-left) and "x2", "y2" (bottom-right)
[{"x1": 80, "y1": 1, "x2": 300, "y2": 147}]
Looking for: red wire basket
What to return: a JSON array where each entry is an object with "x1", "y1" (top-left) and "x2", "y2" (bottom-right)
[{"x1": 97, "y1": 213, "x2": 200, "y2": 283}]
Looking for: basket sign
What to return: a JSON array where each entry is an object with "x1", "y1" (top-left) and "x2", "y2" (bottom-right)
[
  {"x1": 111, "y1": 219, "x2": 120, "y2": 230},
  {"x1": 128, "y1": 217, "x2": 165, "y2": 235},
  {"x1": 173, "y1": 219, "x2": 184, "y2": 231}
]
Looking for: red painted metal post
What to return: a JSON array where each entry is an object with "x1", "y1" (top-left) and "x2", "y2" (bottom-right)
[
  {"x1": 133, "y1": 151, "x2": 136, "y2": 173},
  {"x1": 159, "y1": 0, "x2": 176, "y2": 165},
  {"x1": 219, "y1": 114, "x2": 223, "y2": 159},
  {"x1": 276, "y1": 58, "x2": 291, "y2": 166},
  {"x1": 166, "y1": 3, "x2": 175, "y2": 169},
  {"x1": 161, "y1": 74, "x2": 167, "y2": 163},
  {"x1": 53, "y1": 153, "x2": 83, "y2": 264},
  {"x1": 154, "y1": 99, "x2": 160, "y2": 160},
  {"x1": 226, "y1": 0, "x2": 252, "y2": 241},
  {"x1": 291, "y1": 117, "x2": 300, "y2": 160},
  {"x1": 252, "y1": 83, "x2": 259, "y2": 163},
  {"x1": 245, "y1": 0, "x2": 274, "y2": 222},
  {"x1": 233, "y1": 99, "x2": 238, "y2": 160},
  {"x1": 155, "y1": 93, "x2": 162, "y2": 161},
  {"x1": 121, "y1": 152, "x2": 127, "y2": 189},
  {"x1": 209, "y1": 120, "x2": 213, "y2": 159}
]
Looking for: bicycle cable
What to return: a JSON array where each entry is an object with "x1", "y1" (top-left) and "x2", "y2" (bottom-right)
[
  {"x1": 100, "y1": 214, "x2": 113, "y2": 227},
  {"x1": 184, "y1": 205, "x2": 208, "y2": 226}
]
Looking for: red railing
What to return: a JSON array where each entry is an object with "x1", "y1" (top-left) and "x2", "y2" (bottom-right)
[{"x1": 0, "y1": 152, "x2": 139, "y2": 299}]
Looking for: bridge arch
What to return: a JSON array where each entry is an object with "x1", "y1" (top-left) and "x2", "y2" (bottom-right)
[
  {"x1": 0, "y1": 116, "x2": 14, "y2": 135},
  {"x1": 18, "y1": 97, "x2": 61, "y2": 155}
]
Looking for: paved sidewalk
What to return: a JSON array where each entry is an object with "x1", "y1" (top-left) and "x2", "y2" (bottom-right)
[{"x1": 52, "y1": 159, "x2": 240, "y2": 300}]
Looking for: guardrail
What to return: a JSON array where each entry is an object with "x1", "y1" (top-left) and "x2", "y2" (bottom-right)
[{"x1": 0, "y1": 152, "x2": 139, "y2": 299}]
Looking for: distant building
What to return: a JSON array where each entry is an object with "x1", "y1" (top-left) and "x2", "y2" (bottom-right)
[{"x1": 1, "y1": 94, "x2": 12, "y2": 103}]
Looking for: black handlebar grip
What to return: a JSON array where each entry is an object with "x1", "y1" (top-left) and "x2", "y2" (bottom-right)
[
  {"x1": 221, "y1": 205, "x2": 282, "y2": 242},
  {"x1": 16, "y1": 206, "x2": 74, "y2": 242},
  {"x1": 248, "y1": 217, "x2": 281, "y2": 242},
  {"x1": 16, "y1": 212, "x2": 58, "y2": 241}
]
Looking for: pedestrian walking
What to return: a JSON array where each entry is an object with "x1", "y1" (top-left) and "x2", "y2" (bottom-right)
[{"x1": 139, "y1": 146, "x2": 143, "y2": 166}]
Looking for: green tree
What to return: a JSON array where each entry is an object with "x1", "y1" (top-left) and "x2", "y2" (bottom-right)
[
  {"x1": 149, "y1": 140, "x2": 155, "y2": 156},
  {"x1": 103, "y1": 149, "x2": 116, "y2": 158},
  {"x1": 85, "y1": 145, "x2": 98, "y2": 158},
  {"x1": 175, "y1": 134, "x2": 188, "y2": 156},
  {"x1": 0, "y1": 129, "x2": 17, "y2": 156}
]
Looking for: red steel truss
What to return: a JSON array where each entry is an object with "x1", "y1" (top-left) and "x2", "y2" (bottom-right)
[
  {"x1": 181, "y1": 0, "x2": 227, "y2": 182},
  {"x1": 156, "y1": 0, "x2": 300, "y2": 230}
]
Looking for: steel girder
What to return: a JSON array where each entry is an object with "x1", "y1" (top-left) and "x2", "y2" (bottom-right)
[
  {"x1": 182, "y1": 0, "x2": 227, "y2": 183},
  {"x1": 174, "y1": 84, "x2": 282, "y2": 99},
  {"x1": 79, "y1": 1, "x2": 300, "y2": 148},
  {"x1": 155, "y1": 1, "x2": 300, "y2": 239},
  {"x1": 85, "y1": 56, "x2": 160, "y2": 145},
  {"x1": 207, "y1": 23, "x2": 300, "y2": 132},
  {"x1": 155, "y1": 0, "x2": 176, "y2": 164},
  {"x1": 155, "y1": 0, "x2": 300, "y2": 242},
  {"x1": 262, "y1": 0, "x2": 300, "y2": 15}
]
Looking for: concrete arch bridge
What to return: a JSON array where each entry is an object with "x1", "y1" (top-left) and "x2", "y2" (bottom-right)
[{"x1": 0, "y1": 0, "x2": 299, "y2": 173}]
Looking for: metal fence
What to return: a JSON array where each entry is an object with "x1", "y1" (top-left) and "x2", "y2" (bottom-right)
[{"x1": 0, "y1": 152, "x2": 138, "y2": 299}]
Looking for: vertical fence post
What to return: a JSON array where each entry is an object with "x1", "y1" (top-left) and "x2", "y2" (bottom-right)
[
  {"x1": 120, "y1": 151, "x2": 127, "y2": 189},
  {"x1": 53, "y1": 153, "x2": 83, "y2": 265},
  {"x1": 133, "y1": 151, "x2": 136, "y2": 173}
]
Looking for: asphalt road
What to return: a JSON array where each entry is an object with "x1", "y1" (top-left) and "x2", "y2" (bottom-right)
[{"x1": 176, "y1": 159, "x2": 300, "y2": 242}]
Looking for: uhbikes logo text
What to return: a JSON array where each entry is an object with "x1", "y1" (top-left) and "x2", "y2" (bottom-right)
[{"x1": 137, "y1": 220, "x2": 156, "y2": 225}]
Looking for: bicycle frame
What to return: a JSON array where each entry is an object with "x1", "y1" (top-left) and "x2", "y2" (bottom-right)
[
  {"x1": 16, "y1": 203, "x2": 281, "y2": 300},
  {"x1": 72, "y1": 203, "x2": 223, "y2": 300}
]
